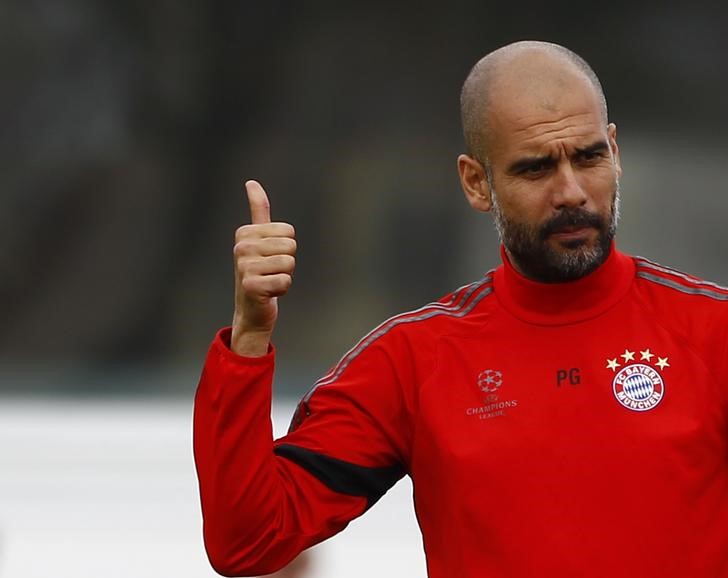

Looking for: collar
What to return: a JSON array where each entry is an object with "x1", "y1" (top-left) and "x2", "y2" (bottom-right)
[{"x1": 493, "y1": 242, "x2": 635, "y2": 325}]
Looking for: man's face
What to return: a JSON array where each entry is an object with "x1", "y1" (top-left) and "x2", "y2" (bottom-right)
[
  {"x1": 482, "y1": 72, "x2": 622, "y2": 283},
  {"x1": 489, "y1": 174, "x2": 621, "y2": 283}
]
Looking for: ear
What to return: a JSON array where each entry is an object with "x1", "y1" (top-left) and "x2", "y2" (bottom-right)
[
  {"x1": 457, "y1": 154, "x2": 493, "y2": 212},
  {"x1": 607, "y1": 123, "x2": 622, "y2": 178}
]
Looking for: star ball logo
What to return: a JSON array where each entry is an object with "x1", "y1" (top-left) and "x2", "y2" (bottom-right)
[
  {"x1": 477, "y1": 369, "x2": 503, "y2": 394},
  {"x1": 467, "y1": 369, "x2": 518, "y2": 420},
  {"x1": 606, "y1": 348, "x2": 668, "y2": 412}
]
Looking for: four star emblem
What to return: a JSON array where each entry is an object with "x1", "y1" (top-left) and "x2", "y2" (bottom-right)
[{"x1": 605, "y1": 347, "x2": 669, "y2": 373}]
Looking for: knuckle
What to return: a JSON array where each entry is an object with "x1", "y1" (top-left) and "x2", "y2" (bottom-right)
[
  {"x1": 275, "y1": 274, "x2": 293, "y2": 292},
  {"x1": 240, "y1": 276, "x2": 257, "y2": 293},
  {"x1": 236, "y1": 224, "x2": 261, "y2": 240},
  {"x1": 245, "y1": 257, "x2": 263, "y2": 273},
  {"x1": 234, "y1": 239, "x2": 260, "y2": 257},
  {"x1": 268, "y1": 255, "x2": 291, "y2": 270},
  {"x1": 235, "y1": 251, "x2": 248, "y2": 265},
  {"x1": 281, "y1": 255, "x2": 296, "y2": 270},
  {"x1": 235, "y1": 225, "x2": 251, "y2": 240},
  {"x1": 238, "y1": 256, "x2": 261, "y2": 276}
]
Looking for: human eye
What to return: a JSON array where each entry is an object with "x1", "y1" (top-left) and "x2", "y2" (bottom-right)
[
  {"x1": 519, "y1": 159, "x2": 551, "y2": 178},
  {"x1": 508, "y1": 156, "x2": 555, "y2": 179},
  {"x1": 576, "y1": 146, "x2": 607, "y2": 165},
  {"x1": 579, "y1": 151, "x2": 602, "y2": 162}
]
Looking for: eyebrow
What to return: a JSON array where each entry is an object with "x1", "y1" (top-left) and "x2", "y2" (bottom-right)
[
  {"x1": 507, "y1": 154, "x2": 556, "y2": 175},
  {"x1": 575, "y1": 140, "x2": 610, "y2": 156},
  {"x1": 506, "y1": 139, "x2": 610, "y2": 175}
]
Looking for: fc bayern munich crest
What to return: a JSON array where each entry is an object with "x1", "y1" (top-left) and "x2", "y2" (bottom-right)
[{"x1": 606, "y1": 348, "x2": 669, "y2": 412}]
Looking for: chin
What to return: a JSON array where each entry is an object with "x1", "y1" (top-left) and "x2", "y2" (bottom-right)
[
  {"x1": 550, "y1": 244, "x2": 608, "y2": 280},
  {"x1": 558, "y1": 238, "x2": 590, "y2": 250}
]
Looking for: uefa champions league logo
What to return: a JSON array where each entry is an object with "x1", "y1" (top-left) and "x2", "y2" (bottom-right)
[
  {"x1": 467, "y1": 369, "x2": 518, "y2": 420},
  {"x1": 477, "y1": 369, "x2": 503, "y2": 394}
]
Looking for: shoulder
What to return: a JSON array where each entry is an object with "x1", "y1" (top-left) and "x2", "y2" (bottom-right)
[
  {"x1": 631, "y1": 255, "x2": 728, "y2": 384},
  {"x1": 374, "y1": 271, "x2": 497, "y2": 344},
  {"x1": 631, "y1": 255, "x2": 728, "y2": 347},
  {"x1": 312, "y1": 272, "x2": 497, "y2": 386},
  {"x1": 632, "y1": 255, "x2": 728, "y2": 308}
]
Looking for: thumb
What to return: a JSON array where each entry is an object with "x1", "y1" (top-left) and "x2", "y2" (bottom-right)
[{"x1": 245, "y1": 180, "x2": 271, "y2": 224}]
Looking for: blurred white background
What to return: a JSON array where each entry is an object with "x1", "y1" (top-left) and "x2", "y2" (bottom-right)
[
  {"x1": 2, "y1": 4, "x2": 727, "y2": 577},
  {"x1": 0, "y1": 397, "x2": 426, "y2": 578}
]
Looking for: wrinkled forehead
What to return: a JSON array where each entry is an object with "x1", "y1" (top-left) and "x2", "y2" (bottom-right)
[{"x1": 486, "y1": 64, "x2": 607, "y2": 156}]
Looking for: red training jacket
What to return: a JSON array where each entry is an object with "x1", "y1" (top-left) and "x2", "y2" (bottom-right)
[{"x1": 194, "y1": 245, "x2": 728, "y2": 577}]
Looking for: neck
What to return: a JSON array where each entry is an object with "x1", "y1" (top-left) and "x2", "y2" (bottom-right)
[
  {"x1": 493, "y1": 241, "x2": 635, "y2": 325},
  {"x1": 504, "y1": 242, "x2": 612, "y2": 284}
]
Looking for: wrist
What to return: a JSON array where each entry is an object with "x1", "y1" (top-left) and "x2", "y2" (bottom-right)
[{"x1": 230, "y1": 326, "x2": 273, "y2": 357}]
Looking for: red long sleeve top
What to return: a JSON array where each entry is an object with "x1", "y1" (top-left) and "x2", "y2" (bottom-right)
[{"x1": 194, "y1": 246, "x2": 728, "y2": 577}]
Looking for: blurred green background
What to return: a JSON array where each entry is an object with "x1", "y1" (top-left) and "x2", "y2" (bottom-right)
[
  {"x1": 1, "y1": 3, "x2": 727, "y2": 577},
  {"x1": 1, "y1": 2, "x2": 727, "y2": 392}
]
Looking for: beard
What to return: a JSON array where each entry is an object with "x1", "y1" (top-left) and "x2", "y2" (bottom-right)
[{"x1": 491, "y1": 182, "x2": 621, "y2": 283}]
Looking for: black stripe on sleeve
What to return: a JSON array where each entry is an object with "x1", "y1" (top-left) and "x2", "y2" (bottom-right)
[{"x1": 274, "y1": 443, "x2": 405, "y2": 509}]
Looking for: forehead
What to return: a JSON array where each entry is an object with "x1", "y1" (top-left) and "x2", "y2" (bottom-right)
[{"x1": 486, "y1": 66, "x2": 607, "y2": 157}]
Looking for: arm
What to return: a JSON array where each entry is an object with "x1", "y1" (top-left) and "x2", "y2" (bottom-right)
[
  {"x1": 194, "y1": 328, "x2": 408, "y2": 576},
  {"x1": 193, "y1": 182, "x2": 408, "y2": 576},
  {"x1": 194, "y1": 329, "x2": 373, "y2": 576}
]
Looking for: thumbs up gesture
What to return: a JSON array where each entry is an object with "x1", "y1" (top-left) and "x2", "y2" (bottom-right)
[{"x1": 231, "y1": 181, "x2": 297, "y2": 356}]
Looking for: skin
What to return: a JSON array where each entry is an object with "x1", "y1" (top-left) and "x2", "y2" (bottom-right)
[
  {"x1": 231, "y1": 180, "x2": 296, "y2": 356},
  {"x1": 458, "y1": 47, "x2": 622, "y2": 282}
]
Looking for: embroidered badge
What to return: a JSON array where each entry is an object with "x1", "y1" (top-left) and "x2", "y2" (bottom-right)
[
  {"x1": 605, "y1": 349, "x2": 668, "y2": 412},
  {"x1": 477, "y1": 369, "x2": 503, "y2": 394},
  {"x1": 466, "y1": 369, "x2": 519, "y2": 420}
]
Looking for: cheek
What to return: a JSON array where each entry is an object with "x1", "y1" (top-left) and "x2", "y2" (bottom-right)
[
  {"x1": 580, "y1": 169, "x2": 618, "y2": 202},
  {"x1": 498, "y1": 182, "x2": 552, "y2": 220}
]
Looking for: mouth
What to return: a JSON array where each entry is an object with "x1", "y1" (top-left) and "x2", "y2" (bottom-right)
[
  {"x1": 540, "y1": 209, "x2": 605, "y2": 246},
  {"x1": 549, "y1": 226, "x2": 595, "y2": 241}
]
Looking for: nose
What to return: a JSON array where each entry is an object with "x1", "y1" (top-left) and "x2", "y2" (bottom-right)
[{"x1": 552, "y1": 162, "x2": 588, "y2": 209}]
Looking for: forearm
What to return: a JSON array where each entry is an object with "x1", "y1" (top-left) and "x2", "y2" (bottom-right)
[
  {"x1": 194, "y1": 329, "x2": 279, "y2": 573},
  {"x1": 193, "y1": 329, "x2": 362, "y2": 575}
]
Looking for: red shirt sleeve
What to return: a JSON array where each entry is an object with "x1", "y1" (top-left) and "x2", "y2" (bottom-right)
[{"x1": 193, "y1": 327, "x2": 410, "y2": 576}]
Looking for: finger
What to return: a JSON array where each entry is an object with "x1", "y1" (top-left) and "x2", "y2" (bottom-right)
[
  {"x1": 245, "y1": 180, "x2": 271, "y2": 224},
  {"x1": 242, "y1": 274, "x2": 293, "y2": 297},
  {"x1": 235, "y1": 222, "x2": 295, "y2": 242},
  {"x1": 243, "y1": 255, "x2": 296, "y2": 276},
  {"x1": 254, "y1": 237, "x2": 297, "y2": 257}
]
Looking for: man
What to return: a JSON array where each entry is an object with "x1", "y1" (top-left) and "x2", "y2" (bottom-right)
[{"x1": 194, "y1": 41, "x2": 728, "y2": 577}]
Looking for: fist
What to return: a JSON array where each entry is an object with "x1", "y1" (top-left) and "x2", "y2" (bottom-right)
[{"x1": 231, "y1": 180, "x2": 296, "y2": 356}]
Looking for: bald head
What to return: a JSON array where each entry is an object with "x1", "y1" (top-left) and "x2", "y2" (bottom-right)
[{"x1": 460, "y1": 41, "x2": 608, "y2": 162}]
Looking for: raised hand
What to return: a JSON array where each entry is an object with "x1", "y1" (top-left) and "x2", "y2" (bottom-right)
[{"x1": 231, "y1": 180, "x2": 296, "y2": 356}]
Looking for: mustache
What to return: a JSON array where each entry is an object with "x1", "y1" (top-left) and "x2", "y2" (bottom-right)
[{"x1": 540, "y1": 209, "x2": 605, "y2": 238}]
